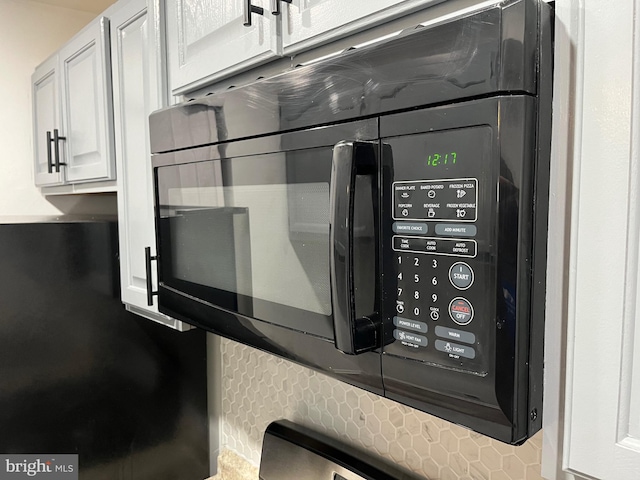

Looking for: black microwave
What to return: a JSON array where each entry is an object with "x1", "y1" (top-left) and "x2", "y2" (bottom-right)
[{"x1": 149, "y1": 0, "x2": 552, "y2": 445}]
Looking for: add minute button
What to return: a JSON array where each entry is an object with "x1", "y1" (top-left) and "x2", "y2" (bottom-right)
[{"x1": 435, "y1": 224, "x2": 477, "y2": 237}]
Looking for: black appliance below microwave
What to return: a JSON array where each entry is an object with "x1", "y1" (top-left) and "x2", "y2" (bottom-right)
[{"x1": 149, "y1": 0, "x2": 552, "y2": 445}]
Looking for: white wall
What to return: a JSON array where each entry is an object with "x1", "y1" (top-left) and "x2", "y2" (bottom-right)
[{"x1": 0, "y1": 0, "x2": 115, "y2": 216}]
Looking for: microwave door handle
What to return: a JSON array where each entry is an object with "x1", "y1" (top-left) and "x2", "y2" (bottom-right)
[{"x1": 330, "y1": 141, "x2": 379, "y2": 355}]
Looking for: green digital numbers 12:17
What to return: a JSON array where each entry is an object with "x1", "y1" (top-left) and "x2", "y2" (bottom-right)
[{"x1": 427, "y1": 152, "x2": 457, "y2": 167}]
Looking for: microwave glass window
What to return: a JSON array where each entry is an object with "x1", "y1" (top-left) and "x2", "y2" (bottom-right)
[{"x1": 156, "y1": 148, "x2": 333, "y2": 327}]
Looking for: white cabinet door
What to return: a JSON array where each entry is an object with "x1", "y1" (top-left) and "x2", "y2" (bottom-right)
[
  {"x1": 547, "y1": 0, "x2": 640, "y2": 478},
  {"x1": 281, "y1": 0, "x2": 444, "y2": 54},
  {"x1": 32, "y1": 55, "x2": 64, "y2": 187},
  {"x1": 111, "y1": 0, "x2": 188, "y2": 331},
  {"x1": 59, "y1": 16, "x2": 115, "y2": 184},
  {"x1": 166, "y1": 0, "x2": 279, "y2": 95}
]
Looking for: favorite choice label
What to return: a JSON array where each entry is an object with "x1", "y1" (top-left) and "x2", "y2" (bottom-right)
[{"x1": 0, "y1": 455, "x2": 77, "y2": 479}]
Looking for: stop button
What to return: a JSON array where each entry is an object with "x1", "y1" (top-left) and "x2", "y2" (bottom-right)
[{"x1": 448, "y1": 297, "x2": 474, "y2": 325}]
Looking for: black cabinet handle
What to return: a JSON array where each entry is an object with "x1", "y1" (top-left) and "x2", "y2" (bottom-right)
[
  {"x1": 145, "y1": 247, "x2": 159, "y2": 306},
  {"x1": 271, "y1": 0, "x2": 291, "y2": 15},
  {"x1": 243, "y1": 0, "x2": 264, "y2": 26},
  {"x1": 53, "y1": 128, "x2": 67, "y2": 173},
  {"x1": 46, "y1": 130, "x2": 53, "y2": 174},
  {"x1": 329, "y1": 141, "x2": 379, "y2": 354}
]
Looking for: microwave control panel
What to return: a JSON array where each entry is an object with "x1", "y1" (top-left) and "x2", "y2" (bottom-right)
[
  {"x1": 382, "y1": 126, "x2": 496, "y2": 376},
  {"x1": 380, "y1": 94, "x2": 546, "y2": 444}
]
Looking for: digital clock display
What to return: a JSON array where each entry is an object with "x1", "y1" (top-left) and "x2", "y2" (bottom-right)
[{"x1": 427, "y1": 152, "x2": 457, "y2": 167}]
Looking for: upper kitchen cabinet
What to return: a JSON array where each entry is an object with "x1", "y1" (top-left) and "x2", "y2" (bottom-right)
[
  {"x1": 59, "y1": 17, "x2": 115, "y2": 184},
  {"x1": 166, "y1": 0, "x2": 279, "y2": 95},
  {"x1": 32, "y1": 16, "x2": 116, "y2": 192},
  {"x1": 111, "y1": 0, "x2": 188, "y2": 330},
  {"x1": 164, "y1": 0, "x2": 449, "y2": 96},
  {"x1": 32, "y1": 55, "x2": 63, "y2": 187},
  {"x1": 280, "y1": 0, "x2": 445, "y2": 54}
]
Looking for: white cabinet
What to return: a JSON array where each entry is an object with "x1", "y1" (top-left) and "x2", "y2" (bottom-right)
[
  {"x1": 111, "y1": 0, "x2": 189, "y2": 331},
  {"x1": 32, "y1": 55, "x2": 63, "y2": 187},
  {"x1": 281, "y1": 0, "x2": 444, "y2": 54},
  {"x1": 59, "y1": 17, "x2": 115, "y2": 184},
  {"x1": 164, "y1": 0, "x2": 444, "y2": 96},
  {"x1": 560, "y1": 0, "x2": 640, "y2": 476},
  {"x1": 166, "y1": 0, "x2": 279, "y2": 95},
  {"x1": 32, "y1": 16, "x2": 116, "y2": 192},
  {"x1": 541, "y1": 0, "x2": 640, "y2": 478}
]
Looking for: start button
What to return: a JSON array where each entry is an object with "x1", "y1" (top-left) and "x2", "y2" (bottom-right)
[{"x1": 449, "y1": 262, "x2": 474, "y2": 290}]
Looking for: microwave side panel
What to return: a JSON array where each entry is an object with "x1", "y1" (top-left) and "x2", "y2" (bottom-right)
[{"x1": 379, "y1": 96, "x2": 541, "y2": 444}]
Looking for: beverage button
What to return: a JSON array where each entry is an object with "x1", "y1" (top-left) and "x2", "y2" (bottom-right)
[
  {"x1": 449, "y1": 262, "x2": 474, "y2": 290},
  {"x1": 448, "y1": 297, "x2": 474, "y2": 325},
  {"x1": 434, "y1": 339, "x2": 476, "y2": 359}
]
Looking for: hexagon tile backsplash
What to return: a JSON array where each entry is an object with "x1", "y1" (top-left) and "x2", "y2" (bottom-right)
[{"x1": 219, "y1": 338, "x2": 543, "y2": 480}]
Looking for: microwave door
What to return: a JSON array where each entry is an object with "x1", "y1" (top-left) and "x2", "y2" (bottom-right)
[
  {"x1": 154, "y1": 134, "x2": 379, "y2": 350},
  {"x1": 156, "y1": 150, "x2": 334, "y2": 336},
  {"x1": 154, "y1": 138, "x2": 383, "y2": 344}
]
